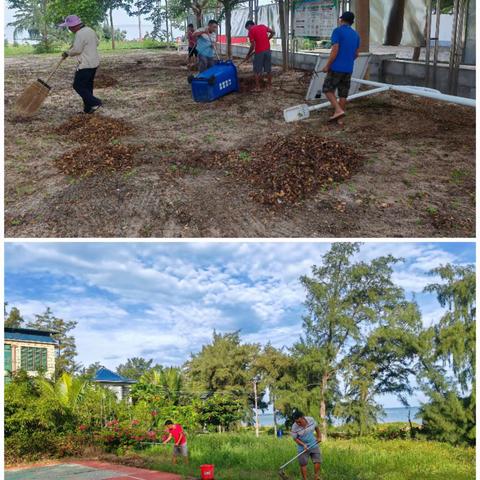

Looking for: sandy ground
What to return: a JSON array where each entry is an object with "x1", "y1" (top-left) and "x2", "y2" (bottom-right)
[{"x1": 5, "y1": 49, "x2": 475, "y2": 238}]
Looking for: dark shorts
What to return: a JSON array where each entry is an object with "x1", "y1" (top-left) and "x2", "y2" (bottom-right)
[
  {"x1": 322, "y1": 70, "x2": 352, "y2": 98},
  {"x1": 198, "y1": 55, "x2": 216, "y2": 72},
  {"x1": 253, "y1": 50, "x2": 272, "y2": 75},
  {"x1": 298, "y1": 446, "x2": 322, "y2": 467},
  {"x1": 173, "y1": 444, "x2": 188, "y2": 457},
  {"x1": 188, "y1": 46, "x2": 198, "y2": 57}
]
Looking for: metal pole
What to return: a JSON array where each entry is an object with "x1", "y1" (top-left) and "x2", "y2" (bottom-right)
[
  {"x1": 448, "y1": 0, "x2": 460, "y2": 93},
  {"x1": 424, "y1": 0, "x2": 432, "y2": 86},
  {"x1": 253, "y1": 379, "x2": 259, "y2": 438},
  {"x1": 452, "y1": 0, "x2": 468, "y2": 94},
  {"x1": 432, "y1": 0, "x2": 441, "y2": 89}
]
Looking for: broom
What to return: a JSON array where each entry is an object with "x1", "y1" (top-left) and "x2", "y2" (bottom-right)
[{"x1": 15, "y1": 57, "x2": 65, "y2": 117}]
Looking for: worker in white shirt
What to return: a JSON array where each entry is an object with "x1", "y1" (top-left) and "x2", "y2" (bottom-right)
[{"x1": 59, "y1": 15, "x2": 102, "y2": 114}]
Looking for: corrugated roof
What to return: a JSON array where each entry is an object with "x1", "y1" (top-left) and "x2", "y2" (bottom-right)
[
  {"x1": 93, "y1": 367, "x2": 136, "y2": 384},
  {"x1": 4, "y1": 328, "x2": 58, "y2": 345}
]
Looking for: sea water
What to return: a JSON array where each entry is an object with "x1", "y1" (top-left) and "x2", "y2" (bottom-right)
[{"x1": 258, "y1": 407, "x2": 422, "y2": 427}]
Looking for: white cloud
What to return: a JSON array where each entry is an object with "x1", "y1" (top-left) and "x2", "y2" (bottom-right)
[{"x1": 5, "y1": 242, "x2": 473, "y2": 376}]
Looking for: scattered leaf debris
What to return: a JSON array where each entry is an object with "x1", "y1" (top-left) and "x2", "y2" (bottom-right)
[
  {"x1": 55, "y1": 144, "x2": 140, "y2": 176},
  {"x1": 94, "y1": 73, "x2": 118, "y2": 88}
]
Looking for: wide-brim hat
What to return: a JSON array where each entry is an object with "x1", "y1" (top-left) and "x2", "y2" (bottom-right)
[{"x1": 58, "y1": 15, "x2": 82, "y2": 28}]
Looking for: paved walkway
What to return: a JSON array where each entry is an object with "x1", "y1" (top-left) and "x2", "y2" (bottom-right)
[{"x1": 5, "y1": 461, "x2": 183, "y2": 480}]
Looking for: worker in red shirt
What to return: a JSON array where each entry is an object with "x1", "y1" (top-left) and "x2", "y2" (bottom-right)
[
  {"x1": 162, "y1": 420, "x2": 189, "y2": 465},
  {"x1": 244, "y1": 20, "x2": 275, "y2": 91}
]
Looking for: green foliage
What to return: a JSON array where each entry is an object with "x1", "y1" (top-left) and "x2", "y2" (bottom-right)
[
  {"x1": 421, "y1": 391, "x2": 475, "y2": 446},
  {"x1": 46, "y1": 0, "x2": 107, "y2": 26},
  {"x1": 7, "y1": 0, "x2": 51, "y2": 42},
  {"x1": 117, "y1": 357, "x2": 155, "y2": 381},
  {"x1": 185, "y1": 331, "x2": 264, "y2": 418},
  {"x1": 198, "y1": 394, "x2": 244, "y2": 431},
  {"x1": 4, "y1": 304, "x2": 24, "y2": 328},
  {"x1": 131, "y1": 367, "x2": 186, "y2": 406},
  {"x1": 419, "y1": 264, "x2": 476, "y2": 446},
  {"x1": 295, "y1": 243, "x2": 418, "y2": 437},
  {"x1": 27, "y1": 307, "x2": 79, "y2": 375},
  {"x1": 5, "y1": 372, "x2": 78, "y2": 463}
]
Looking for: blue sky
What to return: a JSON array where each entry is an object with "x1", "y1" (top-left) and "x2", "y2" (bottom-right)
[{"x1": 4, "y1": 241, "x2": 475, "y2": 408}]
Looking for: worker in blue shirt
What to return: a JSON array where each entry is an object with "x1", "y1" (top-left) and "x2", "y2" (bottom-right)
[{"x1": 321, "y1": 11, "x2": 361, "y2": 122}]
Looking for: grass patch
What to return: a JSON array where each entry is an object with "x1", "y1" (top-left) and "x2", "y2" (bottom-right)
[
  {"x1": 137, "y1": 433, "x2": 474, "y2": 480},
  {"x1": 4, "y1": 40, "x2": 176, "y2": 58}
]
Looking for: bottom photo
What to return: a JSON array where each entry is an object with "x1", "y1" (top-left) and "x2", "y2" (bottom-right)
[{"x1": 4, "y1": 241, "x2": 475, "y2": 480}]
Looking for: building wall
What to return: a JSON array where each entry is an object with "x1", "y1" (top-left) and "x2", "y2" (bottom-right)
[
  {"x1": 100, "y1": 383, "x2": 132, "y2": 401},
  {"x1": 220, "y1": 44, "x2": 476, "y2": 99},
  {"x1": 4, "y1": 340, "x2": 56, "y2": 379}
]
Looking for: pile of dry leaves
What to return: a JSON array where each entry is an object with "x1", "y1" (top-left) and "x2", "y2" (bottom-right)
[
  {"x1": 225, "y1": 133, "x2": 363, "y2": 205},
  {"x1": 55, "y1": 144, "x2": 139, "y2": 176},
  {"x1": 54, "y1": 114, "x2": 133, "y2": 144},
  {"x1": 54, "y1": 114, "x2": 138, "y2": 176}
]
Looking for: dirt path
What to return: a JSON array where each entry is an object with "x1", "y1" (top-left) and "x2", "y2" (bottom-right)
[{"x1": 5, "y1": 50, "x2": 475, "y2": 237}]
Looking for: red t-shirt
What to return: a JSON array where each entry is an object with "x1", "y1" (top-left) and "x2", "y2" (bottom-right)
[
  {"x1": 169, "y1": 424, "x2": 187, "y2": 445},
  {"x1": 248, "y1": 24, "x2": 271, "y2": 54},
  {"x1": 188, "y1": 31, "x2": 195, "y2": 48}
]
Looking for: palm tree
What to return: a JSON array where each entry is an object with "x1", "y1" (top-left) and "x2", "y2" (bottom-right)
[
  {"x1": 8, "y1": 0, "x2": 50, "y2": 43},
  {"x1": 36, "y1": 372, "x2": 87, "y2": 412},
  {"x1": 133, "y1": 367, "x2": 185, "y2": 406}
]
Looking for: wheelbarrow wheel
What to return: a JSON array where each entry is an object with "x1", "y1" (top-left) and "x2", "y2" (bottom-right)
[{"x1": 187, "y1": 74, "x2": 195, "y2": 84}]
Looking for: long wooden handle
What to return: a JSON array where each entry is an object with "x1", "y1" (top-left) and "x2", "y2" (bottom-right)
[{"x1": 45, "y1": 57, "x2": 66, "y2": 84}]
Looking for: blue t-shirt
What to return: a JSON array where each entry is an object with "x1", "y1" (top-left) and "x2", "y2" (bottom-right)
[
  {"x1": 195, "y1": 29, "x2": 216, "y2": 58},
  {"x1": 330, "y1": 25, "x2": 360, "y2": 74}
]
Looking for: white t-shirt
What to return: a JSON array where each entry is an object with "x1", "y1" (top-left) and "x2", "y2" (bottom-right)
[{"x1": 68, "y1": 26, "x2": 100, "y2": 70}]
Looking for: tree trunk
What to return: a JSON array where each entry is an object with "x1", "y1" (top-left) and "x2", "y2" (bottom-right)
[
  {"x1": 253, "y1": 380, "x2": 259, "y2": 438},
  {"x1": 110, "y1": 8, "x2": 115, "y2": 50},
  {"x1": 165, "y1": 0, "x2": 170, "y2": 42},
  {"x1": 138, "y1": 14, "x2": 142, "y2": 40},
  {"x1": 356, "y1": 0, "x2": 370, "y2": 52},
  {"x1": 226, "y1": 7, "x2": 232, "y2": 59},
  {"x1": 319, "y1": 373, "x2": 329, "y2": 441},
  {"x1": 249, "y1": 0, "x2": 254, "y2": 19},
  {"x1": 195, "y1": 7, "x2": 203, "y2": 28},
  {"x1": 278, "y1": 0, "x2": 287, "y2": 71},
  {"x1": 385, "y1": 0, "x2": 406, "y2": 46}
]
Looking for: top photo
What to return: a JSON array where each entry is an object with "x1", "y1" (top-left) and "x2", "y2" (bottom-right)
[{"x1": 4, "y1": 0, "x2": 476, "y2": 239}]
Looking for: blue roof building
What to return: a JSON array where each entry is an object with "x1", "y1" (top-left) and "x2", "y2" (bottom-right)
[
  {"x1": 4, "y1": 327, "x2": 58, "y2": 381},
  {"x1": 93, "y1": 367, "x2": 136, "y2": 401}
]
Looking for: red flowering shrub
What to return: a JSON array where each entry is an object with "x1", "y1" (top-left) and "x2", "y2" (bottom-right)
[{"x1": 96, "y1": 420, "x2": 161, "y2": 452}]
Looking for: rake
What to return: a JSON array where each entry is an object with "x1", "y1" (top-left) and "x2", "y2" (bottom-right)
[
  {"x1": 15, "y1": 57, "x2": 65, "y2": 117},
  {"x1": 278, "y1": 440, "x2": 320, "y2": 480}
]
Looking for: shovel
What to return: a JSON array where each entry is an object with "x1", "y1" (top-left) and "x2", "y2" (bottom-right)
[
  {"x1": 278, "y1": 440, "x2": 320, "y2": 480},
  {"x1": 15, "y1": 57, "x2": 66, "y2": 117}
]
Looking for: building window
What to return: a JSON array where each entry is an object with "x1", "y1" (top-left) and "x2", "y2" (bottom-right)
[
  {"x1": 5, "y1": 344, "x2": 12, "y2": 383},
  {"x1": 20, "y1": 346, "x2": 47, "y2": 371}
]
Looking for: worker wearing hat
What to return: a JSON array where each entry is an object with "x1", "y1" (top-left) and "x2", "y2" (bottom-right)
[
  {"x1": 59, "y1": 15, "x2": 102, "y2": 114},
  {"x1": 321, "y1": 11, "x2": 361, "y2": 122}
]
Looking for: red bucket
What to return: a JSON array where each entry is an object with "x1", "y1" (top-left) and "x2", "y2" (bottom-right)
[{"x1": 200, "y1": 464, "x2": 215, "y2": 479}]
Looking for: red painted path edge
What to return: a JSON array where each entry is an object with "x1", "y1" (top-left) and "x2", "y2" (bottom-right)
[{"x1": 75, "y1": 460, "x2": 184, "y2": 479}]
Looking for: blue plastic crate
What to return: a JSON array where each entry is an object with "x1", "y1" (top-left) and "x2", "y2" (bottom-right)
[{"x1": 190, "y1": 60, "x2": 239, "y2": 102}]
